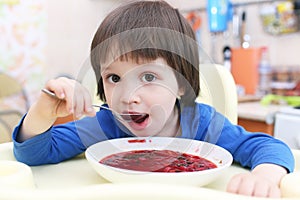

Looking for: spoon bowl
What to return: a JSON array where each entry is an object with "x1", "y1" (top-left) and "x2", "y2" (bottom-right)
[{"x1": 91, "y1": 104, "x2": 148, "y2": 122}]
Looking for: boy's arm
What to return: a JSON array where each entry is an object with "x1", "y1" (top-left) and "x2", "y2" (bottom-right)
[
  {"x1": 13, "y1": 117, "x2": 87, "y2": 165},
  {"x1": 17, "y1": 100, "x2": 58, "y2": 142}
]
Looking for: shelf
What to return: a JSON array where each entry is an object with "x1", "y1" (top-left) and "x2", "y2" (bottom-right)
[{"x1": 181, "y1": 0, "x2": 287, "y2": 13}]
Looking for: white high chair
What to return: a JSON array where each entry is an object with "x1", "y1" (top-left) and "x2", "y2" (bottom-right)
[
  {"x1": 0, "y1": 73, "x2": 30, "y2": 143},
  {"x1": 197, "y1": 63, "x2": 238, "y2": 124}
]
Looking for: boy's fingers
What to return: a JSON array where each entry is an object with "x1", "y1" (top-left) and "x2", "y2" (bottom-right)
[
  {"x1": 44, "y1": 77, "x2": 95, "y2": 117},
  {"x1": 83, "y1": 89, "x2": 95, "y2": 116}
]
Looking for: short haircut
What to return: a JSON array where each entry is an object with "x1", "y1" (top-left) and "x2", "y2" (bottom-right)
[{"x1": 90, "y1": 0, "x2": 199, "y2": 105}]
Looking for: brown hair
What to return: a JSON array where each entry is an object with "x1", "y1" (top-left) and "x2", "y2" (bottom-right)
[{"x1": 90, "y1": 0, "x2": 199, "y2": 105}]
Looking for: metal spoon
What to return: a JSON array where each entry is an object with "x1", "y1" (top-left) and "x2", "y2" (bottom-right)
[{"x1": 41, "y1": 88, "x2": 148, "y2": 122}]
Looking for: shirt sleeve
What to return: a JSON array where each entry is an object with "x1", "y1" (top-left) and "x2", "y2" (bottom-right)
[{"x1": 12, "y1": 115, "x2": 86, "y2": 166}]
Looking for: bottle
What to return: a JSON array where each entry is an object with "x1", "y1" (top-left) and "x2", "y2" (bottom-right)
[
  {"x1": 223, "y1": 46, "x2": 231, "y2": 71},
  {"x1": 257, "y1": 47, "x2": 272, "y2": 96}
]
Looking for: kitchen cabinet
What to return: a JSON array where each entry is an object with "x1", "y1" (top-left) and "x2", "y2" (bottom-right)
[
  {"x1": 238, "y1": 117, "x2": 274, "y2": 135},
  {"x1": 237, "y1": 101, "x2": 285, "y2": 136}
]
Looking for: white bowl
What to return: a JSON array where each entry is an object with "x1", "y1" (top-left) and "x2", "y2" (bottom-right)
[
  {"x1": 0, "y1": 160, "x2": 35, "y2": 189},
  {"x1": 281, "y1": 171, "x2": 300, "y2": 198},
  {"x1": 85, "y1": 137, "x2": 233, "y2": 187}
]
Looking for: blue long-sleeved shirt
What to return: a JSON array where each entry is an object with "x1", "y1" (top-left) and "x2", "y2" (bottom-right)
[{"x1": 12, "y1": 103, "x2": 294, "y2": 173}]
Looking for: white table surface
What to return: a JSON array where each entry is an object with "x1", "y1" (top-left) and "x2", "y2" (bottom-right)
[{"x1": 0, "y1": 142, "x2": 299, "y2": 200}]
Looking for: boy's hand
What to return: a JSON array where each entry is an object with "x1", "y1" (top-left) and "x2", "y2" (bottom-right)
[
  {"x1": 18, "y1": 77, "x2": 96, "y2": 142},
  {"x1": 40, "y1": 77, "x2": 95, "y2": 119},
  {"x1": 227, "y1": 164, "x2": 287, "y2": 198}
]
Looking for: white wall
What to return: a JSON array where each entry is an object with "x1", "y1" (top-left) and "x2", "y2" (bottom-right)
[
  {"x1": 45, "y1": 0, "x2": 123, "y2": 79},
  {"x1": 45, "y1": 0, "x2": 300, "y2": 80}
]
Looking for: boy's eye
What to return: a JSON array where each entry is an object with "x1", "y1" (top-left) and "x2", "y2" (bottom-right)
[
  {"x1": 108, "y1": 74, "x2": 120, "y2": 83},
  {"x1": 142, "y1": 73, "x2": 156, "y2": 82}
]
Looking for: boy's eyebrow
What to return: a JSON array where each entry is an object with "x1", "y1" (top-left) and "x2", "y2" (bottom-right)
[{"x1": 142, "y1": 62, "x2": 170, "y2": 69}]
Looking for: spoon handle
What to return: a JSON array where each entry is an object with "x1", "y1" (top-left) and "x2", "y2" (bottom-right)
[
  {"x1": 41, "y1": 88, "x2": 107, "y2": 109},
  {"x1": 41, "y1": 88, "x2": 57, "y2": 98},
  {"x1": 91, "y1": 104, "x2": 111, "y2": 111}
]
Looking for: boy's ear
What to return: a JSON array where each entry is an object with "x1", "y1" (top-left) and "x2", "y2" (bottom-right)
[{"x1": 178, "y1": 87, "x2": 185, "y2": 97}]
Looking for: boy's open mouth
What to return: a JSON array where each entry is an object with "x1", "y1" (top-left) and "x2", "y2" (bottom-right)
[{"x1": 121, "y1": 112, "x2": 149, "y2": 123}]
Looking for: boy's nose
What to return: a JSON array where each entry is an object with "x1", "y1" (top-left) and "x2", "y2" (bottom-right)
[
  {"x1": 120, "y1": 88, "x2": 142, "y2": 105},
  {"x1": 117, "y1": 81, "x2": 142, "y2": 105}
]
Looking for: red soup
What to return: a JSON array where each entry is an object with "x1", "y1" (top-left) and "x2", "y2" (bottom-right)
[{"x1": 99, "y1": 150, "x2": 217, "y2": 172}]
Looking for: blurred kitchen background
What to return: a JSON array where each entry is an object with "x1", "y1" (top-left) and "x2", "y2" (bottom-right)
[{"x1": 1, "y1": 0, "x2": 300, "y2": 146}]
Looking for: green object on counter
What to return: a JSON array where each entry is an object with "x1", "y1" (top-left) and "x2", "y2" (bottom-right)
[{"x1": 261, "y1": 94, "x2": 300, "y2": 107}]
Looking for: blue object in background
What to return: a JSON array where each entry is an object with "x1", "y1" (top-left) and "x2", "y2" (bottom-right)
[{"x1": 207, "y1": 0, "x2": 232, "y2": 32}]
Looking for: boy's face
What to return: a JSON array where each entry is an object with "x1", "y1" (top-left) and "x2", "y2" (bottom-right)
[{"x1": 101, "y1": 57, "x2": 184, "y2": 137}]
